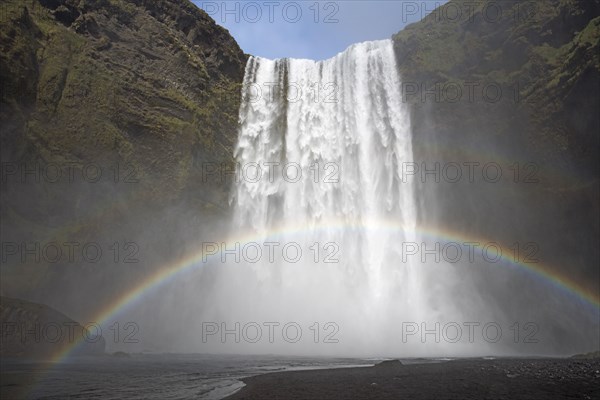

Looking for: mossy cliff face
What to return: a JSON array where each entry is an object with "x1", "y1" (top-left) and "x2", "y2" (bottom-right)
[
  {"x1": 393, "y1": 0, "x2": 599, "y2": 171},
  {"x1": 1, "y1": 0, "x2": 247, "y2": 212},
  {"x1": 0, "y1": 0, "x2": 247, "y2": 307},
  {"x1": 393, "y1": 0, "x2": 599, "y2": 296}
]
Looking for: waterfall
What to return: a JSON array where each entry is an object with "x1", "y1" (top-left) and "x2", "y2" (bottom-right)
[
  {"x1": 234, "y1": 40, "x2": 417, "y2": 269},
  {"x1": 199, "y1": 38, "x2": 598, "y2": 357},
  {"x1": 235, "y1": 40, "x2": 415, "y2": 231},
  {"x1": 218, "y1": 40, "x2": 481, "y2": 356}
]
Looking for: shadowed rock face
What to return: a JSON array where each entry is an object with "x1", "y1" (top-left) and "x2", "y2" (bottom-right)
[
  {"x1": 392, "y1": 0, "x2": 600, "y2": 304},
  {"x1": 1, "y1": 0, "x2": 247, "y2": 210},
  {"x1": 0, "y1": 296, "x2": 105, "y2": 358},
  {"x1": 394, "y1": 0, "x2": 599, "y2": 172},
  {"x1": 0, "y1": 1, "x2": 247, "y2": 305}
]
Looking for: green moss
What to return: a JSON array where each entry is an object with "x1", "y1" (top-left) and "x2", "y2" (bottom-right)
[
  {"x1": 1, "y1": 0, "x2": 247, "y2": 259},
  {"x1": 575, "y1": 16, "x2": 600, "y2": 46}
]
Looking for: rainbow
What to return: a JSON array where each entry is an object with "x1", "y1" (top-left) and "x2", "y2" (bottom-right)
[{"x1": 44, "y1": 217, "x2": 600, "y2": 365}]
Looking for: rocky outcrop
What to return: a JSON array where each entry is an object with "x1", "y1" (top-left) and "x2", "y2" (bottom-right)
[
  {"x1": 392, "y1": 0, "x2": 599, "y2": 299},
  {"x1": 393, "y1": 0, "x2": 599, "y2": 173},
  {"x1": 0, "y1": 296, "x2": 105, "y2": 358},
  {"x1": 0, "y1": 0, "x2": 247, "y2": 303},
  {"x1": 1, "y1": 0, "x2": 247, "y2": 211},
  {"x1": 571, "y1": 350, "x2": 600, "y2": 359}
]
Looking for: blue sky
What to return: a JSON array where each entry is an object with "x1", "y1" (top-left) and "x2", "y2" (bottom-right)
[{"x1": 192, "y1": 1, "x2": 448, "y2": 60}]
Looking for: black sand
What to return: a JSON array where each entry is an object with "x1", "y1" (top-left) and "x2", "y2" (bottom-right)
[{"x1": 226, "y1": 358, "x2": 600, "y2": 399}]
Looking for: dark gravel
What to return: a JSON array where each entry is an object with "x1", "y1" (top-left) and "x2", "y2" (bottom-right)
[{"x1": 226, "y1": 358, "x2": 600, "y2": 399}]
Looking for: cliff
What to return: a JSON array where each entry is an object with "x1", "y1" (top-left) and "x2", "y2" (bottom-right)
[
  {"x1": 0, "y1": 0, "x2": 247, "y2": 305},
  {"x1": 0, "y1": 296, "x2": 105, "y2": 358},
  {"x1": 394, "y1": 0, "x2": 599, "y2": 172},
  {"x1": 1, "y1": 0, "x2": 247, "y2": 211},
  {"x1": 393, "y1": 0, "x2": 600, "y2": 298}
]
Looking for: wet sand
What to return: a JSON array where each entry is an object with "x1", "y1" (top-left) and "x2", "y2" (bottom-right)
[{"x1": 226, "y1": 358, "x2": 600, "y2": 399}]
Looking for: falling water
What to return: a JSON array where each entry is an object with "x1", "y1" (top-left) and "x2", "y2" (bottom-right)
[
  {"x1": 234, "y1": 39, "x2": 418, "y2": 293},
  {"x1": 179, "y1": 39, "x2": 600, "y2": 358},
  {"x1": 224, "y1": 40, "x2": 448, "y2": 355},
  {"x1": 209, "y1": 39, "x2": 553, "y2": 357}
]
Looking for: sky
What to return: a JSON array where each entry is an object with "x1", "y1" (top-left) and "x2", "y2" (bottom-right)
[{"x1": 192, "y1": 1, "x2": 449, "y2": 60}]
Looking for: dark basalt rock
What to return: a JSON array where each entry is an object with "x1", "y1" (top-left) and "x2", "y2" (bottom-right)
[
  {"x1": 0, "y1": 0, "x2": 247, "y2": 303},
  {"x1": 0, "y1": 296, "x2": 106, "y2": 358},
  {"x1": 391, "y1": 0, "x2": 600, "y2": 330},
  {"x1": 52, "y1": 5, "x2": 80, "y2": 27},
  {"x1": 375, "y1": 359, "x2": 403, "y2": 368}
]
